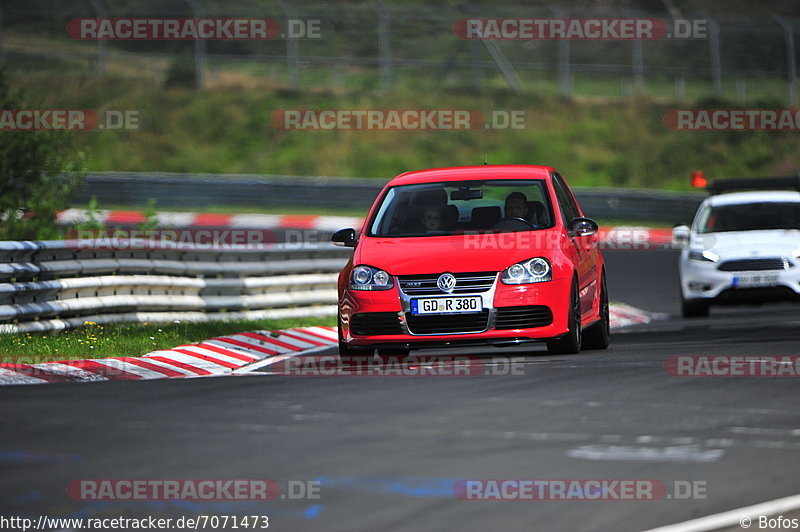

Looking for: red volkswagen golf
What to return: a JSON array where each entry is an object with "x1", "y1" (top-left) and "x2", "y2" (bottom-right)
[{"x1": 332, "y1": 165, "x2": 609, "y2": 358}]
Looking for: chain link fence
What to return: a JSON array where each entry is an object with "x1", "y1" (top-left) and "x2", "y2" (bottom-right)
[{"x1": 2, "y1": 1, "x2": 798, "y2": 102}]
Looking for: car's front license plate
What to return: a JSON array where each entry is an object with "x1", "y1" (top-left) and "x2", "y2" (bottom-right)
[
  {"x1": 411, "y1": 296, "x2": 482, "y2": 315},
  {"x1": 733, "y1": 274, "x2": 779, "y2": 288}
]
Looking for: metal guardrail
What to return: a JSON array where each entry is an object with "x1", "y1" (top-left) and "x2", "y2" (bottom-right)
[
  {"x1": 75, "y1": 172, "x2": 704, "y2": 224},
  {"x1": 0, "y1": 240, "x2": 350, "y2": 334}
]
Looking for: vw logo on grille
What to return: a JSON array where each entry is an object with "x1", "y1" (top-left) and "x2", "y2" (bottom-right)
[{"x1": 437, "y1": 273, "x2": 457, "y2": 293}]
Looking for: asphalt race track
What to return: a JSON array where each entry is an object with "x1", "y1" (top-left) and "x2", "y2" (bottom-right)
[{"x1": 2, "y1": 249, "x2": 799, "y2": 531}]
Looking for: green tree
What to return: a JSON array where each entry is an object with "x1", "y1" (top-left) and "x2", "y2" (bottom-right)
[{"x1": 0, "y1": 71, "x2": 86, "y2": 240}]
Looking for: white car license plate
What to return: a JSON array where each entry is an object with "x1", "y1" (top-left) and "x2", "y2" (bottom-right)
[
  {"x1": 411, "y1": 296, "x2": 482, "y2": 315},
  {"x1": 733, "y1": 274, "x2": 779, "y2": 288}
]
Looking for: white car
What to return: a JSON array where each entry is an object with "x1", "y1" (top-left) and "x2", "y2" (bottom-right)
[{"x1": 673, "y1": 189, "x2": 800, "y2": 317}]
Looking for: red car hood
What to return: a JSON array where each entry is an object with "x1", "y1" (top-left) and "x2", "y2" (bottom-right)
[{"x1": 354, "y1": 232, "x2": 559, "y2": 275}]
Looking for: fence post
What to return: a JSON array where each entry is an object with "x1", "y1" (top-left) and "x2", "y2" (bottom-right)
[
  {"x1": 372, "y1": 1, "x2": 393, "y2": 90},
  {"x1": 469, "y1": 40, "x2": 482, "y2": 90},
  {"x1": 631, "y1": 40, "x2": 644, "y2": 94},
  {"x1": 88, "y1": 0, "x2": 107, "y2": 75},
  {"x1": 772, "y1": 15, "x2": 797, "y2": 107},
  {"x1": 0, "y1": 5, "x2": 4, "y2": 64},
  {"x1": 736, "y1": 77, "x2": 746, "y2": 104},
  {"x1": 706, "y1": 14, "x2": 722, "y2": 96},
  {"x1": 621, "y1": 8, "x2": 646, "y2": 94},
  {"x1": 549, "y1": 6, "x2": 571, "y2": 97},
  {"x1": 182, "y1": 0, "x2": 206, "y2": 89},
  {"x1": 674, "y1": 76, "x2": 685, "y2": 99},
  {"x1": 277, "y1": 0, "x2": 299, "y2": 89}
]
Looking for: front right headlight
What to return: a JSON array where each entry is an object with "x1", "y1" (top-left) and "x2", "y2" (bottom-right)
[
  {"x1": 350, "y1": 265, "x2": 394, "y2": 291},
  {"x1": 689, "y1": 250, "x2": 720, "y2": 263},
  {"x1": 501, "y1": 257, "x2": 552, "y2": 285}
]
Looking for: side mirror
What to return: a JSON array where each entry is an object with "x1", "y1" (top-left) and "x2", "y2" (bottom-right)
[
  {"x1": 672, "y1": 224, "x2": 690, "y2": 248},
  {"x1": 569, "y1": 217, "x2": 598, "y2": 237},
  {"x1": 332, "y1": 228, "x2": 358, "y2": 248}
]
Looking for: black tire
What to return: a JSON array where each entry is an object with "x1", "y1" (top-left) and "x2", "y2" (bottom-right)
[
  {"x1": 547, "y1": 278, "x2": 582, "y2": 355},
  {"x1": 681, "y1": 297, "x2": 710, "y2": 318},
  {"x1": 582, "y1": 273, "x2": 610, "y2": 350}
]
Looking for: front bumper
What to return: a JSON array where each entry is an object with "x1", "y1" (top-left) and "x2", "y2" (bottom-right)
[
  {"x1": 339, "y1": 276, "x2": 573, "y2": 347},
  {"x1": 679, "y1": 257, "x2": 800, "y2": 303}
]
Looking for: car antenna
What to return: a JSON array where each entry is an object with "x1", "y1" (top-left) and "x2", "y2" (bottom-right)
[{"x1": 483, "y1": 153, "x2": 488, "y2": 165}]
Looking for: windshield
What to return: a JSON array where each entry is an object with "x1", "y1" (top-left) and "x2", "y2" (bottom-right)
[
  {"x1": 368, "y1": 180, "x2": 554, "y2": 237},
  {"x1": 697, "y1": 201, "x2": 800, "y2": 233}
]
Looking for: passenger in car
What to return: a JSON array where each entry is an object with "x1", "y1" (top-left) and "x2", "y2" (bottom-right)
[
  {"x1": 422, "y1": 205, "x2": 444, "y2": 232},
  {"x1": 527, "y1": 200, "x2": 549, "y2": 227}
]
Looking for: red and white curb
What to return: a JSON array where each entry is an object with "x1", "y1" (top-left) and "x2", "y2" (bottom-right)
[
  {"x1": 0, "y1": 326, "x2": 337, "y2": 386},
  {"x1": 0, "y1": 304, "x2": 662, "y2": 386},
  {"x1": 57, "y1": 209, "x2": 363, "y2": 232},
  {"x1": 609, "y1": 303, "x2": 666, "y2": 329},
  {"x1": 57, "y1": 210, "x2": 674, "y2": 249}
]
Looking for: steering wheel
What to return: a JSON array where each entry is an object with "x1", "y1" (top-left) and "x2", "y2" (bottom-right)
[{"x1": 491, "y1": 217, "x2": 534, "y2": 232}]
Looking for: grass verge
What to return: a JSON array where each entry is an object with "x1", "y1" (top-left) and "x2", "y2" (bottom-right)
[
  {"x1": 8, "y1": 70, "x2": 800, "y2": 192},
  {"x1": 0, "y1": 316, "x2": 337, "y2": 365}
]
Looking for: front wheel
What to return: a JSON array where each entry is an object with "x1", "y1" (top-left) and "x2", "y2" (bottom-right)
[
  {"x1": 582, "y1": 273, "x2": 610, "y2": 350},
  {"x1": 547, "y1": 279, "x2": 582, "y2": 355}
]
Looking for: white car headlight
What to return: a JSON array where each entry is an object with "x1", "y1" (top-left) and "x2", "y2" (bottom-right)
[
  {"x1": 350, "y1": 265, "x2": 394, "y2": 291},
  {"x1": 501, "y1": 257, "x2": 552, "y2": 285},
  {"x1": 689, "y1": 250, "x2": 720, "y2": 263}
]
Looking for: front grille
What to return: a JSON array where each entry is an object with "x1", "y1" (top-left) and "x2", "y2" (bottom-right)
[
  {"x1": 350, "y1": 312, "x2": 403, "y2": 336},
  {"x1": 398, "y1": 271, "x2": 497, "y2": 295},
  {"x1": 494, "y1": 305, "x2": 553, "y2": 330},
  {"x1": 406, "y1": 310, "x2": 489, "y2": 334},
  {"x1": 716, "y1": 286, "x2": 800, "y2": 304},
  {"x1": 718, "y1": 258, "x2": 790, "y2": 272}
]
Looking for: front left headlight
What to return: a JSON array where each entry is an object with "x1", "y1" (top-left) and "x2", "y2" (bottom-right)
[
  {"x1": 689, "y1": 250, "x2": 720, "y2": 263},
  {"x1": 350, "y1": 265, "x2": 394, "y2": 291},
  {"x1": 501, "y1": 257, "x2": 552, "y2": 285}
]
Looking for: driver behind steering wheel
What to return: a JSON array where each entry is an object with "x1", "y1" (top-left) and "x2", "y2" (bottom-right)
[{"x1": 504, "y1": 192, "x2": 529, "y2": 221}]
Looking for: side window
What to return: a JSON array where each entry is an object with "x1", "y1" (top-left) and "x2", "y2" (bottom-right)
[
  {"x1": 562, "y1": 177, "x2": 581, "y2": 218},
  {"x1": 551, "y1": 173, "x2": 579, "y2": 224}
]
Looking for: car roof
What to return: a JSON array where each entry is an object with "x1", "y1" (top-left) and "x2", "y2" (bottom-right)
[
  {"x1": 387, "y1": 165, "x2": 555, "y2": 186},
  {"x1": 707, "y1": 190, "x2": 800, "y2": 207}
]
